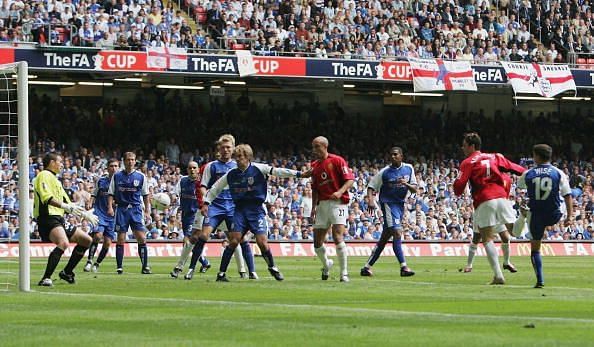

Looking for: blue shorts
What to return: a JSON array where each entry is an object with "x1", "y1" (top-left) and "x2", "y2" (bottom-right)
[
  {"x1": 381, "y1": 203, "x2": 404, "y2": 231},
  {"x1": 115, "y1": 205, "x2": 146, "y2": 233},
  {"x1": 181, "y1": 211, "x2": 196, "y2": 237},
  {"x1": 204, "y1": 206, "x2": 234, "y2": 231},
  {"x1": 93, "y1": 218, "x2": 116, "y2": 241},
  {"x1": 529, "y1": 211, "x2": 562, "y2": 240},
  {"x1": 233, "y1": 205, "x2": 267, "y2": 235}
]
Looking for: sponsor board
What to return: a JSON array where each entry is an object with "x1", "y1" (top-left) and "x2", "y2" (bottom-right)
[{"x1": 2, "y1": 242, "x2": 593, "y2": 258}]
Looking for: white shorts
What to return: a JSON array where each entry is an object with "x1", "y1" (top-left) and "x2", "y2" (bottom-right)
[
  {"x1": 192, "y1": 213, "x2": 228, "y2": 232},
  {"x1": 473, "y1": 198, "x2": 516, "y2": 229},
  {"x1": 313, "y1": 200, "x2": 348, "y2": 229}
]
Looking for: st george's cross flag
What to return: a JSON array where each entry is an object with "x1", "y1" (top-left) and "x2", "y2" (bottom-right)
[
  {"x1": 147, "y1": 47, "x2": 188, "y2": 70},
  {"x1": 408, "y1": 58, "x2": 477, "y2": 92},
  {"x1": 500, "y1": 62, "x2": 576, "y2": 97}
]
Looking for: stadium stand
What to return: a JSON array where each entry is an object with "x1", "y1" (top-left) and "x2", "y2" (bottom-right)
[
  {"x1": 1, "y1": 0, "x2": 593, "y2": 64},
  {"x1": 2, "y1": 89, "x2": 591, "y2": 243}
]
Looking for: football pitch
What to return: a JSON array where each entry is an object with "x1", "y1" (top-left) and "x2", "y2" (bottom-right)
[{"x1": 1, "y1": 256, "x2": 594, "y2": 346}]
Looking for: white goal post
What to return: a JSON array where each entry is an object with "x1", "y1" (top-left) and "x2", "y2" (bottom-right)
[{"x1": 0, "y1": 61, "x2": 30, "y2": 291}]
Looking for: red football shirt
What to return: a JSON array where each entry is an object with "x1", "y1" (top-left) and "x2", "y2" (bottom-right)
[
  {"x1": 453, "y1": 151, "x2": 525, "y2": 208},
  {"x1": 311, "y1": 153, "x2": 354, "y2": 204},
  {"x1": 195, "y1": 164, "x2": 207, "y2": 207}
]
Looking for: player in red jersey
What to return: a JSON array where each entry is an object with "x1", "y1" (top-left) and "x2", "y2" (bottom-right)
[
  {"x1": 462, "y1": 173, "x2": 518, "y2": 274},
  {"x1": 453, "y1": 132, "x2": 525, "y2": 284},
  {"x1": 310, "y1": 136, "x2": 355, "y2": 282}
]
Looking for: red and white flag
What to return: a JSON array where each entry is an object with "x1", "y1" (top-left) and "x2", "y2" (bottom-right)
[
  {"x1": 147, "y1": 47, "x2": 188, "y2": 70},
  {"x1": 408, "y1": 58, "x2": 477, "y2": 92},
  {"x1": 500, "y1": 62, "x2": 576, "y2": 97}
]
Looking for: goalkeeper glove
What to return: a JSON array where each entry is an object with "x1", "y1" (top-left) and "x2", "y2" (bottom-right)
[
  {"x1": 61, "y1": 203, "x2": 84, "y2": 215},
  {"x1": 80, "y1": 209, "x2": 99, "y2": 226}
]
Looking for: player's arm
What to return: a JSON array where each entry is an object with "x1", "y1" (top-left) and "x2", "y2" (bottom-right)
[
  {"x1": 255, "y1": 163, "x2": 302, "y2": 178},
  {"x1": 201, "y1": 173, "x2": 229, "y2": 215},
  {"x1": 496, "y1": 153, "x2": 526, "y2": 175},
  {"x1": 403, "y1": 165, "x2": 418, "y2": 194},
  {"x1": 141, "y1": 175, "x2": 150, "y2": 215},
  {"x1": 560, "y1": 172, "x2": 574, "y2": 226},
  {"x1": 366, "y1": 168, "x2": 384, "y2": 212},
  {"x1": 107, "y1": 174, "x2": 116, "y2": 216},
  {"x1": 333, "y1": 158, "x2": 355, "y2": 199},
  {"x1": 453, "y1": 161, "x2": 471, "y2": 196},
  {"x1": 34, "y1": 172, "x2": 79, "y2": 213}
]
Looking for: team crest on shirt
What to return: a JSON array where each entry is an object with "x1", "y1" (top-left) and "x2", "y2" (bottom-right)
[
  {"x1": 402, "y1": 175, "x2": 410, "y2": 182},
  {"x1": 133, "y1": 179, "x2": 140, "y2": 187},
  {"x1": 321, "y1": 172, "x2": 328, "y2": 179},
  {"x1": 342, "y1": 166, "x2": 349, "y2": 174},
  {"x1": 247, "y1": 177, "x2": 254, "y2": 185}
]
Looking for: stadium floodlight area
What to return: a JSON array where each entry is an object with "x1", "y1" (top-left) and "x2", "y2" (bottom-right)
[{"x1": 0, "y1": 62, "x2": 29, "y2": 292}]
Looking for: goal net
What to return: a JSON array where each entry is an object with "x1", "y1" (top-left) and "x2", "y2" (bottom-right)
[{"x1": 0, "y1": 62, "x2": 30, "y2": 292}]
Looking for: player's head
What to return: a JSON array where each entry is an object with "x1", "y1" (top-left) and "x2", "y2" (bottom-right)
[
  {"x1": 217, "y1": 134, "x2": 235, "y2": 161},
  {"x1": 312, "y1": 136, "x2": 329, "y2": 160},
  {"x1": 390, "y1": 146, "x2": 403, "y2": 166},
  {"x1": 234, "y1": 144, "x2": 253, "y2": 169},
  {"x1": 43, "y1": 153, "x2": 63, "y2": 174},
  {"x1": 462, "y1": 132, "x2": 481, "y2": 156},
  {"x1": 123, "y1": 152, "x2": 136, "y2": 172},
  {"x1": 532, "y1": 144, "x2": 552, "y2": 164},
  {"x1": 107, "y1": 158, "x2": 120, "y2": 176},
  {"x1": 187, "y1": 160, "x2": 199, "y2": 178}
]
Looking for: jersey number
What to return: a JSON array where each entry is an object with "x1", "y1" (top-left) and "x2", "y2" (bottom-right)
[
  {"x1": 481, "y1": 160, "x2": 491, "y2": 177},
  {"x1": 534, "y1": 177, "x2": 552, "y2": 201}
]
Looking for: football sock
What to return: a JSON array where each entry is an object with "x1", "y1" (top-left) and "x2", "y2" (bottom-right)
[
  {"x1": 240, "y1": 241, "x2": 255, "y2": 273},
  {"x1": 64, "y1": 245, "x2": 88, "y2": 274},
  {"x1": 188, "y1": 238, "x2": 206, "y2": 270},
  {"x1": 199, "y1": 256, "x2": 209, "y2": 267},
  {"x1": 96, "y1": 247, "x2": 109, "y2": 265},
  {"x1": 393, "y1": 238, "x2": 406, "y2": 265},
  {"x1": 42, "y1": 247, "x2": 64, "y2": 279},
  {"x1": 314, "y1": 245, "x2": 330, "y2": 268},
  {"x1": 467, "y1": 243, "x2": 478, "y2": 267},
  {"x1": 484, "y1": 241, "x2": 504, "y2": 279},
  {"x1": 176, "y1": 240, "x2": 195, "y2": 268},
  {"x1": 234, "y1": 245, "x2": 246, "y2": 273},
  {"x1": 502, "y1": 241, "x2": 511, "y2": 265},
  {"x1": 138, "y1": 243, "x2": 148, "y2": 268},
  {"x1": 336, "y1": 241, "x2": 348, "y2": 276},
  {"x1": 115, "y1": 244, "x2": 124, "y2": 269},
  {"x1": 87, "y1": 241, "x2": 98, "y2": 262},
  {"x1": 262, "y1": 249, "x2": 275, "y2": 268},
  {"x1": 531, "y1": 251, "x2": 544, "y2": 284},
  {"x1": 219, "y1": 246, "x2": 234, "y2": 273},
  {"x1": 365, "y1": 242, "x2": 386, "y2": 268}
]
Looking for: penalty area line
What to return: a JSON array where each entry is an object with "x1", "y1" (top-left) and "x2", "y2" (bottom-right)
[{"x1": 34, "y1": 290, "x2": 594, "y2": 324}]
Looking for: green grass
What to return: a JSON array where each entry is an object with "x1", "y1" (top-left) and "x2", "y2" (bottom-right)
[{"x1": 1, "y1": 256, "x2": 594, "y2": 346}]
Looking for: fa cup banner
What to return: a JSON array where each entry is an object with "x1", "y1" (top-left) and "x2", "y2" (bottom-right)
[
  {"x1": 500, "y1": 62, "x2": 577, "y2": 97},
  {"x1": 408, "y1": 58, "x2": 477, "y2": 92}
]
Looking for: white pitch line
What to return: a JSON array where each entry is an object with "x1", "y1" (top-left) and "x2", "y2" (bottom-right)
[{"x1": 33, "y1": 291, "x2": 594, "y2": 324}]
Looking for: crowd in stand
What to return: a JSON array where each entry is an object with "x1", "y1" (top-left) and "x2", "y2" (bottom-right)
[
  {"x1": 1, "y1": 89, "x2": 594, "y2": 243},
  {"x1": 1, "y1": 0, "x2": 593, "y2": 63}
]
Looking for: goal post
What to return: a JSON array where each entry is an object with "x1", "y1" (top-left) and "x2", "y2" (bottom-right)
[{"x1": 17, "y1": 61, "x2": 30, "y2": 292}]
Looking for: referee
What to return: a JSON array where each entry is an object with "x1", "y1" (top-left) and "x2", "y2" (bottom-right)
[{"x1": 34, "y1": 153, "x2": 94, "y2": 287}]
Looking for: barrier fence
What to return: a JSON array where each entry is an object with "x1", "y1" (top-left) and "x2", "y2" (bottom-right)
[{"x1": 1, "y1": 241, "x2": 593, "y2": 258}]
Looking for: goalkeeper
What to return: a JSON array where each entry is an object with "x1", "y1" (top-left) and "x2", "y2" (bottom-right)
[{"x1": 34, "y1": 153, "x2": 98, "y2": 287}]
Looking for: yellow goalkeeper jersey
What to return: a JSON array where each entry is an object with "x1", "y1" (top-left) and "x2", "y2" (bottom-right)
[{"x1": 33, "y1": 170, "x2": 71, "y2": 218}]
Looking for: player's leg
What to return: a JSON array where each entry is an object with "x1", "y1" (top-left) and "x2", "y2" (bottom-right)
[
  {"x1": 38, "y1": 219, "x2": 70, "y2": 286},
  {"x1": 361, "y1": 229, "x2": 393, "y2": 276},
  {"x1": 476, "y1": 199, "x2": 507, "y2": 284},
  {"x1": 331, "y1": 202, "x2": 349, "y2": 282},
  {"x1": 234, "y1": 240, "x2": 248, "y2": 278},
  {"x1": 216, "y1": 230, "x2": 242, "y2": 282},
  {"x1": 528, "y1": 212, "x2": 547, "y2": 288},
  {"x1": 479, "y1": 226, "x2": 505, "y2": 284},
  {"x1": 464, "y1": 232, "x2": 481, "y2": 273},
  {"x1": 115, "y1": 207, "x2": 128, "y2": 274},
  {"x1": 313, "y1": 201, "x2": 333, "y2": 280},
  {"x1": 133, "y1": 229, "x2": 150, "y2": 274},
  {"x1": 61, "y1": 226, "x2": 92, "y2": 283},
  {"x1": 251, "y1": 213, "x2": 283, "y2": 281},
  {"x1": 499, "y1": 224, "x2": 517, "y2": 272},
  {"x1": 93, "y1": 231, "x2": 114, "y2": 272},
  {"x1": 85, "y1": 229, "x2": 102, "y2": 271},
  {"x1": 393, "y1": 228, "x2": 414, "y2": 276},
  {"x1": 186, "y1": 213, "x2": 221, "y2": 278},
  {"x1": 238, "y1": 224, "x2": 255, "y2": 278}
]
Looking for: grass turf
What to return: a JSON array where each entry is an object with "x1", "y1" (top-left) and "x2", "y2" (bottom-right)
[{"x1": 1, "y1": 256, "x2": 594, "y2": 346}]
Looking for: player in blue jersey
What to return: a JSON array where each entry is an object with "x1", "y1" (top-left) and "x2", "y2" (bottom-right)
[
  {"x1": 517, "y1": 144, "x2": 573, "y2": 288},
  {"x1": 202, "y1": 144, "x2": 309, "y2": 282},
  {"x1": 360, "y1": 147, "x2": 416, "y2": 277},
  {"x1": 84, "y1": 158, "x2": 120, "y2": 273},
  {"x1": 169, "y1": 161, "x2": 211, "y2": 278},
  {"x1": 175, "y1": 134, "x2": 251, "y2": 280},
  {"x1": 107, "y1": 152, "x2": 152, "y2": 274}
]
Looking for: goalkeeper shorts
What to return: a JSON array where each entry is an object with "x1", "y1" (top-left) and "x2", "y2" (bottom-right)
[{"x1": 37, "y1": 215, "x2": 77, "y2": 242}]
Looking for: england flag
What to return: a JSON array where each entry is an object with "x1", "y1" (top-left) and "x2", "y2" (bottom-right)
[
  {"x1": 147, "y1": 47, "x2": 188, "y2": 70},
  {"x1": 500, "y1": 62, "x2": 576, "y2": 97},
  {"x1": 408, "y1": 58, "x2": 477, "y2": 92}
]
